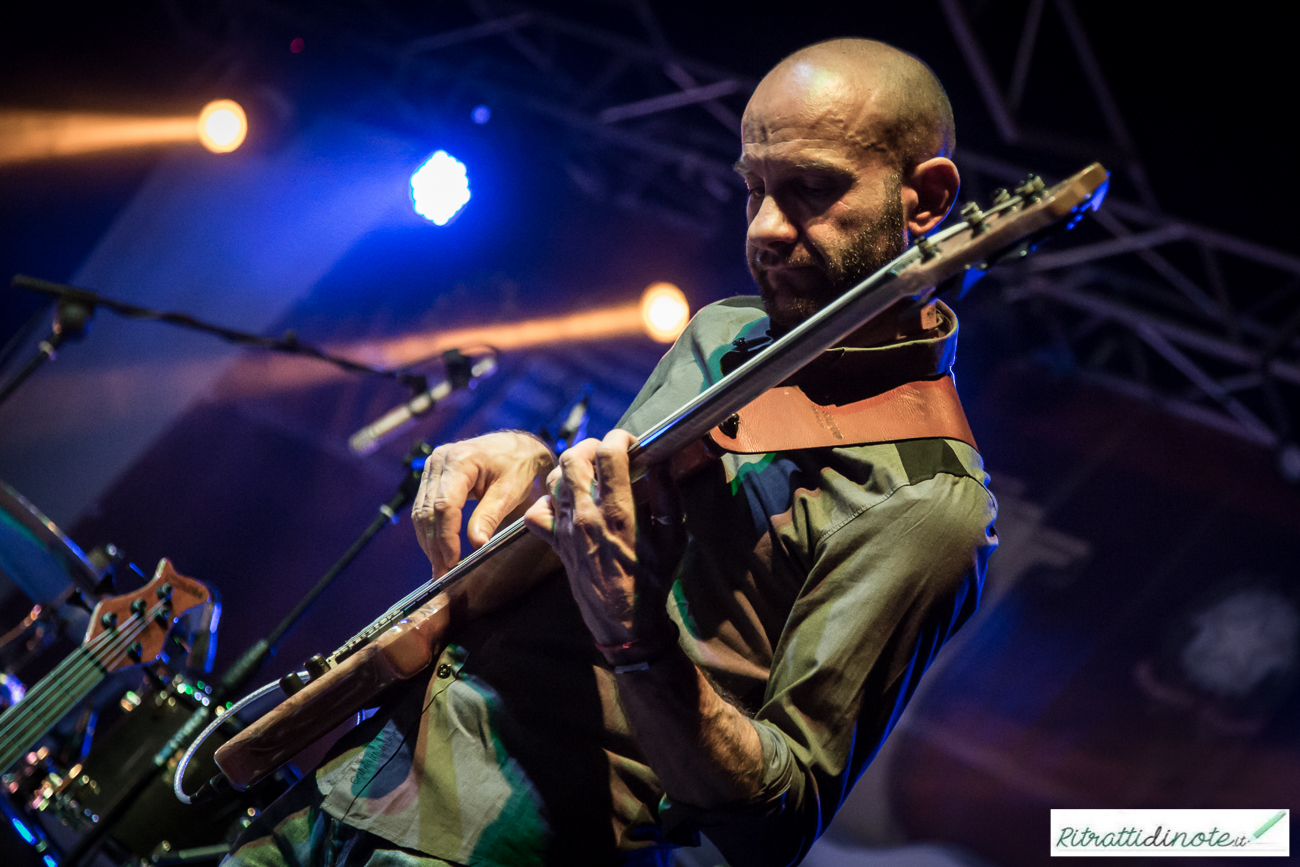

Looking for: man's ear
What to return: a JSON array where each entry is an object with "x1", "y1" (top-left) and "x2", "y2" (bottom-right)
[{"x1": 903, "y1": 157, "x2": 960, "y2": 238}]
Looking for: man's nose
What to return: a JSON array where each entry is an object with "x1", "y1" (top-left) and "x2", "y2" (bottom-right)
[{"x1": 747, "y1": 195, "x2": 797, "y2": 249}]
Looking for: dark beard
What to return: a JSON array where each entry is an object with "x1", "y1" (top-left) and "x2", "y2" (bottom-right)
[{"x1": 751, "y1": 173, "x2": 906, "y2": 332}]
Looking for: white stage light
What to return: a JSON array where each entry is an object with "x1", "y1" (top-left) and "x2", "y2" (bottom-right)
[{"x1": 410, "y1": 150, "x2": 471, "y2": 225}]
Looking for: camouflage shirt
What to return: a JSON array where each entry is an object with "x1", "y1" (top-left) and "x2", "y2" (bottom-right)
[{"x1": 309, "y1": 297, "x2": 997, "y2": 866}]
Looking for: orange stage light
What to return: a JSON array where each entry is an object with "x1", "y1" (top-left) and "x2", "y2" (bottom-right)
[
  {"x1": 0, "y1": 100, "x2": 247, "y2": 166},
  {"x1": 639, "y1": 282, "x2": 690, "y2": 343},
  {"x1": 197, "y1": 100, "x2": 247, "y2": 153}
]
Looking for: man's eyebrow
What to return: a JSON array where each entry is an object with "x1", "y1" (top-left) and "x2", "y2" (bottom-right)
[
  {"x1": 789, "y1": 161, "x2": 855, "y2": 177},
  {"x1": 732, "y1": 157, "x2": 855, "y2": 177}
]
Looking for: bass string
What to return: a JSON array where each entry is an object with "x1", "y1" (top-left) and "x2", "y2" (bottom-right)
[
  {"x1": 0, "y1": 599, "x2": 171, "y2": 764},
  {"x1": 0, "y1": 610, "x2": 161, "y2": 763},
  {"x1": 0, "y1": 612, "x2": 154, "y2": 762},
  {"x1": 0, "y1": 622, "x2": 129, "y2": 747},
  {"x1": 332, "y1": 572, "x2": 452, "y2": 658},
  {"x1": 333, "y1": 522, "x2": 520, "y2": 658}
]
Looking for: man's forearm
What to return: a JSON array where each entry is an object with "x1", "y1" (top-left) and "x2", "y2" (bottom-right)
[{"x1": 615, "y1": 645, "x2": 767, "y2": 808}]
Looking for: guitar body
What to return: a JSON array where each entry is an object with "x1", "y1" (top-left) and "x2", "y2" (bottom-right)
[
  {"x1": 215, "y1": 531, "x2": 561, "y2": 790},
  {"x1": 215, "y1": 593, "x2": 449, "y2": 789}
]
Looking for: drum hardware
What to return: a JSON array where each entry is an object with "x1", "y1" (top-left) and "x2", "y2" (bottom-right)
[
  {"x1": 0, "y1": 480, "x2": 102, "y2": 604},
  {"x1": 6, "y1": 672, "x2": 283, "y2": 866},
  {"x1": 0, "y1": 292, "x2": 91, "y2": 409},
  {"x1": 0, "y1": 278, "x2": 497, "y2": 854}
]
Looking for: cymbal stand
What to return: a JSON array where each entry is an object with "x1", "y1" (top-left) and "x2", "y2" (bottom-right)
[{"x1": 0, "y1": 296, "x2": 91, "y2": 409}]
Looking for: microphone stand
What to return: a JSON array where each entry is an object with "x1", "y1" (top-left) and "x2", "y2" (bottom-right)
[
  {"x1": 63, "y1": 444, "x2": 432, "y2": 866},
  {"x1": 2, "y1": 274, "x2": 430, "y2": 409}
]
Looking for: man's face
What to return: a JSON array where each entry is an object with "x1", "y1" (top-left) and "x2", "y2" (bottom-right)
[{"x1": 737, "y1": 63, "x2": 906, "y2": 332}]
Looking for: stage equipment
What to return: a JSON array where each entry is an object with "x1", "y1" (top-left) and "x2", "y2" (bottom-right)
[
  {"x1": 0, "y1": 482, "x2": 100, "y2": 605},
  {"x1": 0, "y1": 101, "x2": 246, "y2": 166},
  {"x1": 2, "y1": 671, "x2": 280, "y2": 865},
  {"x1": 173, "y1": 443, "x2": 434, "y2": 804},
  {"x1": 0, "y1": 561, "x2": 210, "y2": 775},
  {"x1": 196, "y1": 100, "x2": 248, "y2": 154},
  {"x1": 540, "y1": 385, "x2": 592, "y2": 453},
  {"x1": 370, "y1": 282, "x2": 695, "y2": 369},
  {"x1": 349, "y1": 349, "x2": 498, "y2": 456},
  {"x1": 410, "y1": 150, "x2": 471, "y2": 225},
  {"x1": 0, "y1": 562, "x2": 247, "y2": 865},
  {"x1": 205, "y1": 164, "x2": 1111, "y2": 792}
]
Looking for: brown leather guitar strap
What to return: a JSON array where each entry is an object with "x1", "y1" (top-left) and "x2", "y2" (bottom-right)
[
  {"x1": 665, "y1": 375, "x2": 977, "y2": 481},
  {"x1": 711, "y1": 374, "x2": 977, "y2": 453}
]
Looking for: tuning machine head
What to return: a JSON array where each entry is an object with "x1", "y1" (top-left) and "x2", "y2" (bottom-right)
[
  {"x1": 915, "y1": 234, "x2": 939, "y2": 261},
  {"x1": 960, "y1": 202, "x2": 987, "y2": 235},
  {"x1": 1015, "y1": 175, "x2": 1046, "y2": 203}
]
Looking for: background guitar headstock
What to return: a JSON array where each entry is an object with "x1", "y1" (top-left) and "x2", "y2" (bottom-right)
[{"x1": 83, "y1": 559, "x2": 209, "y2": 672}]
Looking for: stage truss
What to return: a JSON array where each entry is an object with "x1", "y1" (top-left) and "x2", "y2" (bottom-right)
[{"x1": 164, "y1": 0, "x2": 1300, "y2": 466}]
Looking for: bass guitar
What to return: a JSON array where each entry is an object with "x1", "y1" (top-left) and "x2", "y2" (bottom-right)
[
  {"x1": 0, "y1": 559, "x2": 211, "y2": 773},
  {"x1": 213, "y1": 163, "x2": 1111, "y2": 791}
]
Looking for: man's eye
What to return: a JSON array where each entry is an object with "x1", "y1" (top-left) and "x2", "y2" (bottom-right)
[{"x1": 797, "y1": 181, "x2": 835, "y2": 196}]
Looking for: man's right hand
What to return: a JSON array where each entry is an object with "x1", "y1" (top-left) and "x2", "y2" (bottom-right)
[{"x1": 412, "y1": 431, "x2": 556, "y2": 577}]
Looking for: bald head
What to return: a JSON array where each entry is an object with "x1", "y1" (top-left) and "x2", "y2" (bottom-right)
[
  {"x1": 737, "y1": 38, "x2": 961, "y2": 335},
  {"x1": 752, "y1": 38, "x2": 955, "y2": 173}
]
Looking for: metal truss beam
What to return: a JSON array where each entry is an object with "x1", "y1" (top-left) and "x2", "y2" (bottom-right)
[
  {"x1": 944, "y1": 0, "x2": 1299, "y2": 454},
  {"x1": 163, "y1": 0, "x2": 1298, "y2": 453}
]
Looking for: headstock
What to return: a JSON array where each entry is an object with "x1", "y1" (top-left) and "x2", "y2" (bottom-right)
[
  {"x1": 896, "y1": 162, "x2": 1110, "y2": 299},
  {"x1": 82, "y1": 559, "x2": 209, "y2": 672}
]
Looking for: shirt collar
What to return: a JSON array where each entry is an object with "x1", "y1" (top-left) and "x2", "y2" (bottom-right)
[{"x1": 720, "y1": 301, "x2": 960, "y2": 406}]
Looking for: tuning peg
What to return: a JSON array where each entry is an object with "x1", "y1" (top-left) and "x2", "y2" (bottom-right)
[
  {"x1": 915, "y1": 235, "x2": 939, "y2": 261},
  {"x1": 991, "y1": 188, "x2": 1010, "y2": 206},
  {"x1": 960, "y1": 202, "x2": 987, "y2": 235},
  {"x1": 1015, "y1": 175, "x2": 1046, "y2": 203}
]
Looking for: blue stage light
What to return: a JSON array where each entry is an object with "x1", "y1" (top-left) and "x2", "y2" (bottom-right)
[
  {"x1": 410, "y1": 150, "x2": 471, "y2": 226},
  {"x1": 472, "y1": 105, "x2": 492, "y2": 124}
]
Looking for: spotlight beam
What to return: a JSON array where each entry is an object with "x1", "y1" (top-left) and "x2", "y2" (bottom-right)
[
  {"x1": 376, "y1": 304, "x2": 646, "y2": 366},
  {"x1": 0, "y1": 101, "x2": 247, "y2": 166},
  {"x1": 367, "y1": 285, "x2": 691, "y2": 368},
  {"x1": 0, "y1": 111, "x2": 197, "y2": 165}
]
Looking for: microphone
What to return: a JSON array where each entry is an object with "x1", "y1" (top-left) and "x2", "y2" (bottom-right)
[
  {"x1": 542, "y1": 385, "x2": 591, "y2": 452},
  {"x1": 349, "y1": 351, "x2": 497, "y2": 456},
  {"x1": 555, "y1": 392, "x2": 590, "y2": 452}
]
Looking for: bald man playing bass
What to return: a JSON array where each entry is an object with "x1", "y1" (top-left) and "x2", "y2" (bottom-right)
[{"x1": 225, "y1": 38, "x2": 996, "y2": 867}]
